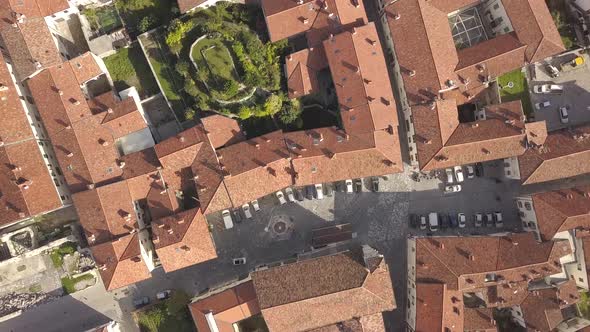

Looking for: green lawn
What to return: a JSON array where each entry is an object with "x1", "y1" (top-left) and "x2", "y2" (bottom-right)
[
  {"x1": 61, "y1": 273, "x2": 94, "y2": 294},
  {"x1": 50, "y1": 242, "x2": 77, "y2": 268},
  {"x1": 139, "y1": 31, "x2": 189, "y2": 117},
  {"x1": 497, "y1": 69, "x2": 533, "y2": 118},
  {"x1": 98, "y1": 6, "x2": 122, "y2": 33},
  {"x1": 137, "y1": 291, "x2": 194, "y2": 332},
  {"x1": 104, "y1": 43, "x2": 159, "y2": 98}
]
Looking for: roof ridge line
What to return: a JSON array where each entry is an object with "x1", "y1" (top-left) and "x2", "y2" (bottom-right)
[
  {"x1": 416, "y1": 239, "x2": 460, "y2": 282},
  {"x1": 347, "y1": 29, "x2": 376, "y2": 131}
]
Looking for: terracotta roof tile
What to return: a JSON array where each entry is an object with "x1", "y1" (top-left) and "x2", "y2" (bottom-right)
[
  {"x1": 530, "y1": 186, "x2": 590, "y2": 241},
  {"x1": 189, "y1": 281, "x2": 260, "y2": 332},
  {"x1": 323, "y1": 23, "x2": 397, "y2": 135},
  {"x1": 151, "y1": 208, "x2": 217, "y2": 272},
  {"x1": 120, "y1": 148, "x2": 161, "y2": 180},
  {"x1": 285, "y1": 47, "x2": 328, "y2": 98},
  {"x1": 0, "y1": 52, "x2": 34, "y2": 144},
  {"x1": 464, "y1": 308, "x2": 497, "y2": 332},
  {"x1": 91, "y1": 233, "x2": 151, "y2": 291},
  {"x1": 518, "y1": 124, "x2": 590, "y2": 185},
  {"x1": 415, "y1": 283, "x2": 464, "y2": 332},
  {"x1": 262, "y1": 0, "x2": 367, "y2": 42},
  {"x1": 285, "y1": 127, "x2": 401, "y2": 186},
  {"x1": 200, "y1": 115, "x2": 246, "y2": 149},
  {"x1": 68, "y1": 52, "x2": 102, "y2": 84}
]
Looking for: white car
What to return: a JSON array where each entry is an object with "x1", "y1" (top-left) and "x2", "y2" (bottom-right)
[
  {"x1": 453, "y1": 165, "x2": 464, "y2": 183},
  {"x1": 276, "y1": 191, "x2": 287, "y2": 205},
  {"x1": 285, "y1": 187, "x2": 296, "y2": 202},
  {"x1": 535, "y1": 100, "x2": 551, "y2": 110},
  {"x1": 466, "y1": 165, "x2": 475, "y2": 179},
  {"x1": 232, "y1": 257, "x2": 246, "y2": 265},
  {"x1": 559, "y1": 106, "x2": 569, "y2": 124},
  {"x1": 533, "y1": 84, "x2": 564, "y2": 94},
  {"x1": 445, "y1": 168, "x2": 454, "y2": 184},
  {"x1": 156, "y1": 290, "x2": 172, "y2": 300},
  {"x1": 222, "y1": 210, "x2": 234, "y2": 229},
  {"x1": 419, "y1": 215, "x2": 427, "y2": 230},
  {"x1": 242, "y1": 204, "x2": 252, "y2": 219},
  {"x1": 444, "y1": 184, "x2": 462, "y2": 194},
  {"x1": 458, "y1": 213, "x2": 466, "y2": 228},
  {"x1": 315, "y1": 184, "x2": 324, "y2": 199},
  {"x1": 345, "y1": 179, "x2": 353, "y2": 193},
  {"x1": 251, "y1": 199, "x2": 260, "y2": 211}
]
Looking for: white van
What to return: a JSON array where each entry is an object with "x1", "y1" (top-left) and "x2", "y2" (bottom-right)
[
  {"x1": 221, "y1": 210, "x2": 234, "y2": 229},
  {"x1": 428, "y1": 212, "x2": 439, "y2": 232}
]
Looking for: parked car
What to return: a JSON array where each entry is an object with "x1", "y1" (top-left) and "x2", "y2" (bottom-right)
[
  {"x1": 458, "y1": 213, "x2": 466, "y2": 228},
  {"x1": 420, "y1": 215, "x2": 427, "y2": 230},
  {"x1": 305, "y1": 185, "x2": 314, "y2": 200},
  {"x1": 445, "y1": 168, "x2": 454, "y2": 184},
  {"x1": 410, "y1": 214, "x2": 418, "y2": 228},
  {"x1": 222, "y1": 210, "x2": 234, "y2": 229},
  {"x1": 325, "y1": 183, "x2": 334, "y2": 197},
  {"x1": 285, "y1": 187, "x2": 296, "y2": 202},
  {"x1": 276, "y1": 191, "x2": 287, "y2": 204},
  {"x1": 232, "y1": 257, "x2": 246, "y2": 265},
  {"x1": 474, "y1": 163, "x2": 484, "y2": 177},
  {"x1": 133, "y1": 296, "x2": 150, "y2": 308},
  {"x1": 428, "y1": 213, "x2": 439, "y2": 232},
  {"x1": 444, "y1": 184, "x2": 462, "y2": 194},
  {"x1": 294, "y1": 188, "x2": 304, "y2": 201},
  {"x1": 354, "y1": 178, "x2": 363, "y2": 192},
  {"x1": 494, "y1": 212, "x2": 504, "y2": 228},
  {"x1": 449, "y1": 214, "x2": 458, "y2": 228},
  {"x1": 474, "y1": 213, "x2": 483, "y2": 227},
  {"x1": 232, "y1": 209, "x2": 243, "y2": 224},
  {"x1": 466, "y1": 165, "x2": 475, "y2": 179},
  {"x1": 485, "y1": 213, "x2": 494, "y2": 227},
  {"x1": 533, "y1": 84, "x2": 564, "y2": 94},
  {"x1": 371, "y1": 177, "x2": 379, "y2": 192},
  {"x1": 242, "y1": 204, "x2": 252, "y2": 219},
  {"x1": 156, "y1": 290, "x2": 172, "y2": 300},
  {"x1": 545, "y1": 63, "x2": 559, "y2": 78},
  {"x1": 315, "y1": 184, "x2": 324, "y2": 199},
  {"x1": 345, "y1": 179, "x2": 353, "y2": 193},
  {"x1": 251, "y1": 199, "x2": 260, "y2": 212},
  {"x1": 559, "y1": 106, "x2": 569, "y2": 124},
  {"x1": 453, "y1": 166, "x2": 464, "y2": 183},
  {"x1": 535, "y1": 100, "x2": 551, "y2": 110}
]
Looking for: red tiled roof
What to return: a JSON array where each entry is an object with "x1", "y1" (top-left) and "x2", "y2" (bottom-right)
[
  {"x1": 177, "y1": 0, "x2": 207, "y2": 13},
  {"x1": 0, "y1": 52, "x2": 34, "y2": 144},
  {"x1": 91, "y1": 233, "x2": 151, "y2": 291},
  {"x1": 415, "y1": 283, "x2": 464, "y2": 332},
  {"x1": 518, "y1": 124, "x2": 590, "y2": 185},
  {"x1": 0, "y1": 0, "x2": 63, "y2": 80},
  {"x1": 323, "y1": 22, "x2": 398, "y2": 135},
  {"x1": 518, "y1": 281, "x2": 579, "y2": 331},
  {"x1": 251, "y1": 249, "x2": 395, "y2": 332},
  {"x1": 529, "y1": 186, "x2": 590, "y2": 241},
  {"x1": 285, "y1": 47, "x2": 328, "y2": 98},
  {"x1": 27, "y1": 56, "x2": 148, "y2": 192},
  {"x1": 285, "y1": 127, "x2": 402, "y2": 186},
  {"x1": 464, "y1": 308, "x2": 497, "y2": 332},
  {"x1": 151, "y1": 208, "x2": 217, "y2": 272},
  {"x1": 200, "y1": 115, "x2": 246, "y2": 149},
  {"x1": 384, "y1": 0, "x2": 563, "y2": 170},
  {"x1": 189, "y1": 281, "x2": 260, "y2": 332},
  {"x1": 261, "y1": 0, "x2": 367, "y2": 43},
  {"x1": 8, "y1": 0, "x2": 70, "y2": 17}
]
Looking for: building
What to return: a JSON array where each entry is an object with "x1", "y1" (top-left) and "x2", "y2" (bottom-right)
[
  {"x1": 251, "y1": 246, "x2": 394, "y2": 332},
  {"x1": 378, "y1": 0, "x2": 563, "y2": 170},
  {"x1": 510, "y1": 124, "x2": 590, "y2": 185},
  {"x1": 406, "y1": 233, "x2": 585, "y2": 331},
  {"x1": 0, "y1": 48, "x2": 67, "y2": 228}
]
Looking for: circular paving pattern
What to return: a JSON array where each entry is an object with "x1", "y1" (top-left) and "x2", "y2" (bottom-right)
[{"x1": 267, "y1": 215, "x2": 294, "y2": 241}]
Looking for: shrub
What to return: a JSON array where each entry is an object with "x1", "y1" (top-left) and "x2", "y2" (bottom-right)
[
  {"x1": 166, "y1": 19, "x2": 195, "y2": 53},
  {"x1": 222, "y1": 79, "x2": 239, "y2": 97},
  {"x1": 263, "y1": 94, "x2": 283, "y2": 116},
  {"x1": 138, "y1": 14, "x2": 157, "y2": 33},
  {"x1": 278, "y1": 98, "x2": 302, "y2": 125}
]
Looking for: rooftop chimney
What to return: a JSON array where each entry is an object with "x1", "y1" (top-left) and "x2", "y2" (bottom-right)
[
  {"x1": 468, "y1": 254, "x2": 475, "y2": 261},
  {"x1": 58, "y1": 89, "x2": 63, "y2": 96},
  {"x1": 66, "y1": 151, "x2": 74, "y2": 158},
  {"x1": 118, "y1": 160, "x2": 126, "y2": 169},
  {"x1": 393, "y1": 13, "x2": 400, "y2": 20},
  {"x1": 107, "y1": 108, "x2": 114, "y2": 114},
  {"x1": 408, "y1": 70, "x2": 416, "y2": 77}
]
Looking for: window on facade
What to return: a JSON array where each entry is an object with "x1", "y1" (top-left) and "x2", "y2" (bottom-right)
[
  {"x1": 493, "y1": 3, "x2": 499, "y2": 9},
  {"x1": 580, "y1": 277, "x2": 584, "y2": 283},
  {"x1": 506, "y1": 170, "x2": 511, "y2": 175},
  {"x1": 60, "y1": 195, "x2": 65, "y2": 201},
  {"x1": 517, "y1": 201, "x2": 523, "y2": 208},
  {"x1": 525, "y1": 202, "x2": 532, "y2": 210},
  {"x1": 53, "y1": 179, "x2": 60, "y2": 187}
]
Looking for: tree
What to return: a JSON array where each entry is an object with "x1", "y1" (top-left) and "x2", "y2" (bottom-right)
[
  {"x1": 116, "y1": 0, "x2": 154, "y2": 11},
  {"x1": 175, "y1": 60, "x2": 190, "y2": 78},
  {"x1": 138, "y1": 14, "x2": 157, "y2": 33},
  {"x1": 166, "y1": 19, "x2": 195, "y2": 53},
  {"x1": 278, "y1": 98, "x2": 302, "y2": 125},
  {"x1": 238, "y1": 105, "x2": 253, "y2": 119},
  {"x1": 222, "y1": 79, "x2": 239, "y2": 97},
  {"x1": 185, "y1": 107, "x2": 197, "y2": 120},
  {"x1": 263, "y1": 94, "x2": 282, "y2": 116}
]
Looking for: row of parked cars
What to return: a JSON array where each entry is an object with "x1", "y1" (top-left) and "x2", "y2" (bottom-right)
[
  {"x1": 220, "y1": 178, "x2": 383, "y2": 229},
  {"x1": 410, "y1": 211, "x2": 503, "y2": 232},
  {"x1": 532, "y1": 84, "x2": 570, "y2": 124},
  {"x1": 443, "y1": 163, "x2": 483, "y2": 193}
]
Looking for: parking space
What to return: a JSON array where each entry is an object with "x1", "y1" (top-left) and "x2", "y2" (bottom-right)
[{"x1": 529, "y1": 50, "x2": 590, "y2": 131}]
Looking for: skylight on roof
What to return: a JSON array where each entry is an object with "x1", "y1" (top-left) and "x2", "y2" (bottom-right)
[{"x1": 449, "y1": 7, "x2": 488, "y2": 50}]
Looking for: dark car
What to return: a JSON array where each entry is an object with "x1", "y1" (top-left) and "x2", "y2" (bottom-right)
[
  {"x1": 440, "y1": 214, "x2": 450, "y2": 230},
  {"x1": 232, "y1": 209, "x2": 243, "y2": 224},
  {"x1": 409, "y1": 214, "x2": 418, "y2": 228},
  {"x1": 334, "y1": 181, "x2": 344, "y2": 192},
  {"x1": 475, "y1": 162, "x2": 484, "y2": 177},
  {"x1": 305, "y1": 185, "x2": 314, "y2": 200},
  {"x1": 133, "y1": 296, "x2": 150, "y2": 308},
  {"x1": 354, "y1": 179, "x2": 363, "y2": 192},
  {"x1": 449, "y1": 214, "x2": 458, "y2": 228},
  {"x1": 294, "y1": 187, "x2": 304, "y2": 201},
  {"x1": 485, "y1": 213, "x2": 494, "y2": 227},
  {"x1": 370, "y1": 177, "x2": 379, "y2": 192},
  {"x1": 325, "y1": 183, "x2": 334, "y2": 197}
]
